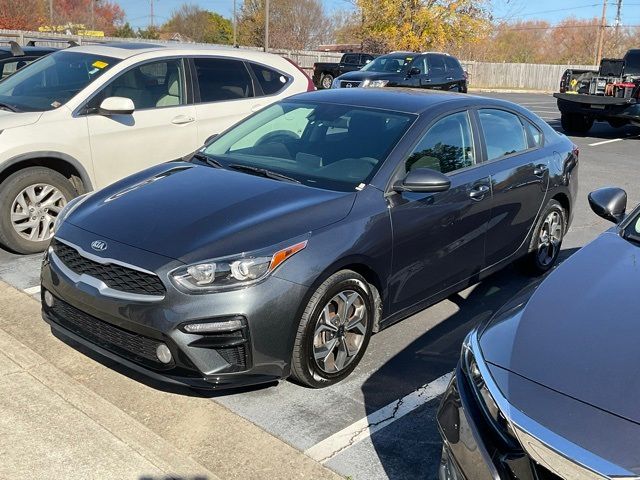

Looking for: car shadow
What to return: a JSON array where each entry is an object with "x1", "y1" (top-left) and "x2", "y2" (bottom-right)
[{"x1": 360, "y1": 247, "x2": 579, "y2": 480}]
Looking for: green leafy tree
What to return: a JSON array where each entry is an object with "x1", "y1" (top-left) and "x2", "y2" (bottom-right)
[
  {"x1": 162, "y1": 4, "x2": 232, "y2": 44},
  {"x1": 113, "y1": 21, "x2": 135, "y2": 38}
]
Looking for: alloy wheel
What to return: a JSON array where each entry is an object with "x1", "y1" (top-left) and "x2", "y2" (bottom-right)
[
  {"x1": 10, "y1": 183, "x2": 66, "y2": 242},
  {"x1": 537, "y1": 211, "x2": 562, "y2": 267},
  {"x1": 312, "y1": 290, "x2": 368, "y2": 374}
]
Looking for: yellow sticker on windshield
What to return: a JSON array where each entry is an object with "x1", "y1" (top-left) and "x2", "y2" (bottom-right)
[{"x1": 92, "y1": 60, "x2": 108, "y2": 69}]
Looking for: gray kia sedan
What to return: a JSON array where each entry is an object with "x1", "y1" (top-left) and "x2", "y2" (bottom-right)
[
  {"x1": 41, "y1": 88, "x2": 578, "y2": 389},
  {"x1": 438, "y1": 187, "x2": 640, "y2": 479}
]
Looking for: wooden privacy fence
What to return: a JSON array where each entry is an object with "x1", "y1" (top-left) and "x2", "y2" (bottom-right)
[{"x1": 1, "y1": 29, "x2": 596, "y2": 91}]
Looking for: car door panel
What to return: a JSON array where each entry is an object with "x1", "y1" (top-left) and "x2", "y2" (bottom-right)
[
  {"x1": 86, "y1": 58, "x2": 197, "y2": 188},
  {"x1": 388, "y1": 110, "x2": 492, "y2": 314},
  {"x1": 476, "y1": 108, "x2": 550, "y2": 266}
]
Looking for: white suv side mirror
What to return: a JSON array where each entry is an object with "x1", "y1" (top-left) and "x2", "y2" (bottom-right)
[{"x1": 99, "y1": 96, "x2": 135, "y2": 115}]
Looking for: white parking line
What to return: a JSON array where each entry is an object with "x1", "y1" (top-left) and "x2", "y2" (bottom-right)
[
  {"x1": 305, "y1": 372, "x2": 453, "y2": 463},
  {"x1": 23, "y1": 285, "x2": 41, "y2": 295}
]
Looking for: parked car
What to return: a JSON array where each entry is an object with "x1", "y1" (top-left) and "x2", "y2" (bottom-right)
[
  {"x1": 554, "y1": 49, "x2": 640, "y2": 134},
  {"x1": 0, "y1": 40, "x2": 58, "y2": 80},
  {"x1": 312, "y1": 52, "x2": 376, "y2": 89},
  {"x1": 41, "y1": 88, "x2": 578, "y2": 390},
  {"x1": 437, "y1": 186, "x2": 640, "y2": 480},
  {"x1": 331, "y1": 51, "x2": 468, "y2": 92},
  {"x1": 0, "y1": 42, "x2": 314, "y2": 254}
]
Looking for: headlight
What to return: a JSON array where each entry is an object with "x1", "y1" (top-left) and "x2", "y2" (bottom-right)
[
  {"x1": 331, "y1": 78, "x2": 340, "y2": 88},
  {"x1": 52, "y1": 192, "x2": 92, "y2": 234},
  {"x1": 462, "y1": 333, "x2": 517, "y2": 447},
  {"x1": 171, "y1": 239, "x2": 307, "y2": 293},
  {"x1": 361, "y1": 79, "x2": 389, "y2": 88}
]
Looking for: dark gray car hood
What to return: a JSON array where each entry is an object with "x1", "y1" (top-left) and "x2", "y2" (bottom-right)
[
  {"x1": 68, "y1": 163, "x2": 356, "y2": 264},
  {"x1": 480, "y1": 231, "x2": 640, "y2": 424}
]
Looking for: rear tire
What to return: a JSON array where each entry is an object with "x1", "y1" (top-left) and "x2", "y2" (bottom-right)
[
  {"x1": 290, "y1": 270, "x2": 373, "y2": 388},
  {"x1": 517, "y1": 199, "x2": 566, "y2": 276},
  {"x1": 320, "y1": 73, "x2": 334, "y2": 89},
  {"x1": 0, "y1": 167, "x2": 77, "y2": 254},
  {"x1": 560, "y1": 113, "x2": 594, "y2": 134}
]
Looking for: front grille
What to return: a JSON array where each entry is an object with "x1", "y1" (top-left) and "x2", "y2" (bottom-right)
[
  {"x1": 52, "y1": 239, "x2": 165, "y2": 296},
  {"x1": 340, "y1": 80, "x2": 361, "y2": 88},
  {"x1": 48, "y1": 296, "x2": 168, "y2": 369}
]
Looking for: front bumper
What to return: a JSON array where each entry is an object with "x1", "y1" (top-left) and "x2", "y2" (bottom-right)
[{"x1": 41, "y1": 225, "x2": 309, "y2": 389}]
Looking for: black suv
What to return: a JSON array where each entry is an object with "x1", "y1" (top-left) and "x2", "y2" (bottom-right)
[
  {"x1": 331, "y1": 51, "x2": 467, "y2": 92},
  {"x1": 0, "y1": 41, "x2": 58, "y2": 80}
]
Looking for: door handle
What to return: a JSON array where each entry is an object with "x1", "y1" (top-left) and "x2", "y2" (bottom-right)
[
  {"x1": 446, "y1": 77, "x2": 454, "y2": 80},
  {"x1": 171, "y1": 115, "x2": 195, "y2": 125},
  {"x1": 469, "y1": 185, "x2": 490, "y2": 201},
  {"x1": 533, "y1": 164, "x2": 548, "y2": 177},
  {"x1": 422, "y1": 78, "x2": 432, "y2": 83}
]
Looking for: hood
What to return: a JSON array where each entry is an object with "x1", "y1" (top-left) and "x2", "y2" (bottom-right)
[
  {"x1": 0, "y1": 110, "x2": 43, "y2": 130},
  {"x1": 480, "y1": 231, "x2": 640, "y2": 425},
  {"x1": 338, "y1": 70, "x2": 402, "y2": 82},
  {"x1": 68, "y1": 162, "x2": 356, "y2": 264}
]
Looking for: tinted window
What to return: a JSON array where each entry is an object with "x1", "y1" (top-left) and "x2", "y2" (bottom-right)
[
  {"x1": 361, "y1": 54, "x2": 414, "y2": 73},
  {"x1": 249, "y1": 63, "x2": 289, "y2": 96},
  {"x1": 623, "y1": 50, "x2": 640, "y2": 76},
  {"x1": 343, "y1": 54, "x2": 358, "y2": 64},
  {"x1": 194, "y1": 58, "x2": 253, "y2": 102},
  {"x1": 1, "y1": 58, "x2": 36, "y2": 79},
  {"x1": 411, "y1": 57, "x2": 428, "y2": 75},
  {"x1": 444, "y1": 56, "x2": 462, "y2": 73},
  {"x1": 523, "y1": 120, "x2": 543, "y2": 148},
  {"x1": 203, "y1": 102, "x2": 415, "y2": 192},
  {"x1": 406, "y1": 111, "x2": 475, "y2": 174},
  {"x1": 101, "y1": 59, "x2": 184, "y2": 110},
  {"x1": 0, "y1": 51, "x2": 119, "y2": 112},
  {"x1": 362, "y1": 55, "x2": 374, "y2": 64},
  {"x1": 479, "y1": 109, "x2": 528, "y2": 160},
  {"x1": 427, "y1": 55, "x2": 446, "y2": 74}
]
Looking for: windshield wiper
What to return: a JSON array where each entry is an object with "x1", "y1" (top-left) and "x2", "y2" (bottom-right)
[
  {"x1": 228, "y1": 164, "x2": 301, "y2": 184},
  {"x1": 0, "y1": 103, "x2": 18, "y2": 112},
  {"x1": 192, "y1": 152, "x2": 224, "y2": 169}
]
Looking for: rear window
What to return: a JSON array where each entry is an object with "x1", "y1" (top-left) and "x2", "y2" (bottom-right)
[
  {"x1": 479, "y1": 109, "x2": 529, "y2": 160},
  {"x1": 445, "y1": 56, "x2": 462, "y2": 73},
  {"x1": 624, "y1": 50, "x2": 640, "y2": 76},
  {"x1": 194, "y1": 57, "x2": 254, "y2": 103},
  {"x1": 249, "y1": 63, "x2": 289, "y2": 96}
]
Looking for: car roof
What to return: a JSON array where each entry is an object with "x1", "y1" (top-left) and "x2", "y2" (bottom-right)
[
  {"x1": 287, "y1": 88, "x2": 485, "y2": 114},
  {"x1": 62, "y1": 43, "x2": 289, "y2": 62},
  {"x1": 0, "y1": 45, "x2": 57, "y2": 57}
]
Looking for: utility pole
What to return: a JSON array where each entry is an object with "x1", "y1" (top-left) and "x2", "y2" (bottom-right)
[
  {"x1": 90, "y1": 0, "x2": 94, "y2": 29},
  {"x1": 614, "y1": 0, "x2": 623, "y2": 31},
  {"x1": 150, "y1": 0, "x2": 155, "y2": 29},
  {"x1": 264, "y1": 0, "x2": 269, "y2": 52},
  {"x1": 49, "y1": 0, "x2": 53, "y2": 26},
  {"x1": 233, "y1": 0, "x2": 237, "y2": 46},
  {"x1": 595, "y1": 0, "x2": 608, "y2": 66}
]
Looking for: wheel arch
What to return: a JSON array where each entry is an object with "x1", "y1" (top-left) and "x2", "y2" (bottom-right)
[
  {"x1": 552, "y1": 191, "x2": 571, "y2": 219},
  {"x1": 0, "y1": 152, "x2": 93, "y2": 194}
]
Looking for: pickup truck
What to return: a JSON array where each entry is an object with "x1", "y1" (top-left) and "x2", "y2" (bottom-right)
[
  {"x1": 312, "y1": 52, "x2": 376, "y2": 89},
  {"x1": 554, "y1": 49, "x2": 640, "y2": 134}
]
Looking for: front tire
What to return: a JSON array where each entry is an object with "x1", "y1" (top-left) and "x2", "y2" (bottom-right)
[
  {"x1": 290, "y1": 270, "x2": 374, "y2": 388},
  {"x1": 320, "y1": 73, "x2": 334, "y2": 89},
  {"x1": 518, "y1": 199, "x2": 566, "y2": 275},
  {"x1": 561, "y1": 113, "x2": 594, "y2": 134},
  {"x1": 0, "y1": 167, "x2": 76, "y2": 254}
]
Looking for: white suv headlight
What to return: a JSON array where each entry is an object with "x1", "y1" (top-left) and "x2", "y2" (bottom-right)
[
  {"x1": 362, "y1": 80, "x2": 389, "y2": 88},
  {"x1": 171, "y1": 240, "x2": 307, "y2": 293}
]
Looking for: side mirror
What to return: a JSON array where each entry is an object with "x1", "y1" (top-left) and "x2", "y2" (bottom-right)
[
  {"x1": 588, "y1": 187, "x2": 627, "y2": 223},
  {"x1": 99, "y1": 96, "x2": 135, "y2": 116},
  {"x1": 408, "y1": 67, "x2": 421, "y2": 76},
  {"x1": 394, "y1": 168, "x2": 451, "y2": 193}
]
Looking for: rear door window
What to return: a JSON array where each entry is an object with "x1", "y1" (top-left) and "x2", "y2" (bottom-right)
[
  {"x1": 343, "y1": 54, "x2": 358, "y2": 65},
  {"x1": 427, "y1": 55, "x2": 446, "y2": 76},
  {"x1": 248, "y1": 63, "x2": 289, "y2": 96},
  {"x1": 194, "y1": 57, "x2": 254, "y2": 103},
  {"x1": 479, "y1": 109, "x2": 529, "y2": 160},
  {"x1": 444, "y1": 56, "x2": 462, "y2": 74}
]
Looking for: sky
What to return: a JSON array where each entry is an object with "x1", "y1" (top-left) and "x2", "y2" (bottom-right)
[{"x1": 116, "y1": 0, "x2": 640, "y2": 30}]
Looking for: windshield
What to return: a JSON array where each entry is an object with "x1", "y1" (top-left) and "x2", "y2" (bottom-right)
[
  {"x1": 361, "y1": 54, "x2": 414, "y2": 74},
  {"x1": 202, "y1": 101, "x2": 416, "y2": 192},
  {"x1": 0, "y1": 51, "x2": 119, "y2": 112}
]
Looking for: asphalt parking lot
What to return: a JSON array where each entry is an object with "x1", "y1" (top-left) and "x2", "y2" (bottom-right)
[{"x1": 1, "y1": 92, "x2": 639, "y2": 480}]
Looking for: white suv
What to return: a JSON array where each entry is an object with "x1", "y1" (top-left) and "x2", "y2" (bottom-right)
[{"x1": 0, "y1": 42, "x2": 314, "y2": 253}]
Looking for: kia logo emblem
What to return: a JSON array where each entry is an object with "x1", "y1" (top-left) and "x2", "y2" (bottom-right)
[{"x1": 91, "y1": 240, "x2": 107, "y2": 252}]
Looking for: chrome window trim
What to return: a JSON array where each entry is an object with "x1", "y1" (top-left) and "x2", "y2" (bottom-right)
[
  {"x1": 469, "y1": 332, "x2": 639, "y2": 480},
  {"x1": 51, "y1": 238, "x2": 165, "y2": 302}
]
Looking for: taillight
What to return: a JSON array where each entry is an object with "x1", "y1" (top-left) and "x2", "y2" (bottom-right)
[{"x1": 284, "y1": 57, "x2": 316, "y2": 91}]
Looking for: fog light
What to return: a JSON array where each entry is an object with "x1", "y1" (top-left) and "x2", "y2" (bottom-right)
[
  {"x1": 156, "y1": 344, "x2": 172, "y2": 364},
  {"x1": 43, "y1": 290, "x2": 54, "y2": 308}
]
